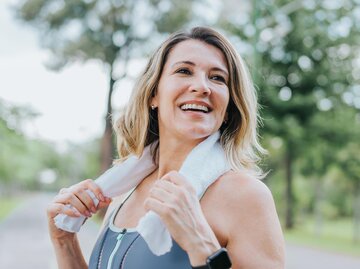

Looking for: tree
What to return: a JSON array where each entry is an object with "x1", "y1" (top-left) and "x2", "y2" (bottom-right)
[
  {"x1": 0, "y1": 99, "x2": 57, "y2": 193},
  {"x1": 300, "y1": 107, "x2": 358, "y2": 236},
  {"x1": 337, "y1": 116, "x2": 360, "y2": 243},
  {"x1": 220, "y1": 0, "x2": 360, "y2": 228},
  {"x1": 15, "y1": 0, "x2": 198, "y2": 172}
]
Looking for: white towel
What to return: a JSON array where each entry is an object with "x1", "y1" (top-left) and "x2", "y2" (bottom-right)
[{"x1": 54, "y1": 131, "x2": 230, "y2": 255}]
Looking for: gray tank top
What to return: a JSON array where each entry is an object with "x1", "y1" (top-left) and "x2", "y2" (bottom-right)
[{"x1": 89, "y1": 188, "x2": 192, "y2": 269}]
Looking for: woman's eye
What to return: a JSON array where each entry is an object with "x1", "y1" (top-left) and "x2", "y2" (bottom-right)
[
  {"x1": 176, "y1": 68, "x2": 191, "y2": 75},
  {"x1": 211, "y1": 75, "x2": 226, "y2": 83}
]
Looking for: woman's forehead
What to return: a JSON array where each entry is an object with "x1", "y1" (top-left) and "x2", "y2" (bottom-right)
[{"x1": 165, "y1": 39, "x2": 228, "y2": 72}]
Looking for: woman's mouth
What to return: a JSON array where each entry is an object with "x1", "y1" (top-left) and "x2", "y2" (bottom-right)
[{"x1": 179, "y1": 103, "x2": 211, "y2": 113}]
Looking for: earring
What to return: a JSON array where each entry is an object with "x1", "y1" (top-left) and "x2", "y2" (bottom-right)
[{"x1": 151, "y1": 105, "x2": 156, "y2": 110}]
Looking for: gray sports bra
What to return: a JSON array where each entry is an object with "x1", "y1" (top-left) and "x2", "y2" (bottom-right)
[{"x1": 89, "y1": 188, "x2": 192, "y2": 269}]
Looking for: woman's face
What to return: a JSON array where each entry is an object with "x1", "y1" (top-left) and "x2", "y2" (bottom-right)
[{"x1": 152, "y1": 39, "x2": 230, "y2": 142}]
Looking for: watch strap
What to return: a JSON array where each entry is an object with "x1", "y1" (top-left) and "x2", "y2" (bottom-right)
[
  {"x1": 191, "y1": 247, "x2": 232, "y2": 269},
  {"x1": 191, "y1": 265, "x2": 208, "y2": 269},
  {"x1": 206, "y1": 247, "x2": 232, "y2": 269}
]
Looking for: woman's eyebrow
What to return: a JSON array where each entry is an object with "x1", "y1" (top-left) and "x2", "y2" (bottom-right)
[
  {"x1": 212, "y1": 67, "x2": 229, "y2": 77},
  {"x1": 171, "y1": 61, "x2": 195, "y2": 68},
  {"x1": 171, "y1": 61, "x2": 228, "y2": 76}
]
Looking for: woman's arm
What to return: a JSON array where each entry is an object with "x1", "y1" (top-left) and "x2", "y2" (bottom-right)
[
  {"x1": 222, "y1": 173, "x2": 285, "y2": 269},
  {"x1": 50, "y1": 235, "x2": 88, "y2": 269},
  {"x1": 47, "y1": 179, "x2": 111, "y2": 269},
  {"x1": 145, "y1": 171, "x2": 285, "y2": 269},
  {"x1": 144, "y1": 171, "x2": 222, "y2": 266}
]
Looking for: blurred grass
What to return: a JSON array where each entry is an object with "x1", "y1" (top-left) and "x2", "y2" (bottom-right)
[
  {"x1": 285, "y1": 217, "x2": 360, "y2": 257},
  {"x1": 0, "y1": 196, "x2": 23, "y2": 222}
]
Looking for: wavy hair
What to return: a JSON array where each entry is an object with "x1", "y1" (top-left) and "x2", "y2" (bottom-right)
[{"x1": 114, "y1": 26, "x2": 266, "y2": 178}]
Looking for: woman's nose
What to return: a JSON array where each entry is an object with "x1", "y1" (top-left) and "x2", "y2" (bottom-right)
[{"x1": 189, "y1": 76, "x2": 211, "y2": 95}]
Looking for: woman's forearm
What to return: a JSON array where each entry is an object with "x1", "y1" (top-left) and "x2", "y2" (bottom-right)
[{"x1": 52, "y1": 236, "x2": 88, "y2": 269}]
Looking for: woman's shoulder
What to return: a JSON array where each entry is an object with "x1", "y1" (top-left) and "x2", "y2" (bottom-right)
[
  {"x1": 211, "y1": 172, "x2": 285, "y2": 268},
  {"x1": 206, "y1": 170, "x2": 276, "y2": 226},
  {"x1": 212, "y1": 170, "x2": 273, "y2": 203}
]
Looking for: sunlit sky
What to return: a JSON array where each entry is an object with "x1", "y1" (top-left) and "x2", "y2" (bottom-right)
[{"x1": 0, "y1": 0, "x2": 135, "y2": 144}]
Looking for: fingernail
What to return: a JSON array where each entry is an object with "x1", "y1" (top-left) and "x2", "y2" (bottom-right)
[
  {"x1": 99, "y1": 193, "x2": 105, "y2": 202},
  {"x1": 91, "y1": 206, "x2": 96, "y2": 213},
  {"x1": 85, "y1": 210, "x2": 91, "y2": 217},
  {"x1": 73, "y1": 210, "x2": 81, "y2": 217}
]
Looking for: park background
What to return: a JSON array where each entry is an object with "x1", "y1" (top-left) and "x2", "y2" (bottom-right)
[{"x1": 0, "y1": 0, "x2": 359, "y2": 268}]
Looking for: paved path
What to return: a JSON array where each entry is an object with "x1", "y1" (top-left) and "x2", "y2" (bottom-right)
[
  {"x1": 0, "y1": 193, "x2": 359, "y2": 269},
  {"x1": 0, "y1": 193, "x2": 99, "y2": 269},
  {"x1": 286, "y1": 244, "x2": 360, "y2": 269}
]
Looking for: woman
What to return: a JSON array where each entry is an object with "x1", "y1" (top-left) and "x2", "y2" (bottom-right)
[{"x1": 47, "y1": 27, "x2": 285, "y2": 269}]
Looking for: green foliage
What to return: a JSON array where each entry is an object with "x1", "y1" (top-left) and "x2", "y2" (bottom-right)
[
  {"x1": 0, "y1": 100, "x2": 39, "y2": 188},
  {"x1": 220, "y1": 0, "x2": 360, "y2": 228},
  {"x1": 285, "y1": 217, "x2": 360, "y2": 256},
  {"x1": 0, "y1": 196, "x2": 23, "y2": 222},
  {"x1": 15, "y1": 0, "x2": 199, "y2": 70},
  {"x1": 0, "y1": 99, "x2": 102, "y2": 192}
]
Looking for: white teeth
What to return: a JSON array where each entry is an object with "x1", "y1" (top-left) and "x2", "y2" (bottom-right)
[{"x1": 180, "y1": 103, "x2": 209, "y2": 112}]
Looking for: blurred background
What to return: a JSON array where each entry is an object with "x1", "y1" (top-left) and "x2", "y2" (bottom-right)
[{"x1": 0, "y1": 0, "x2": 359, "y2": 268}]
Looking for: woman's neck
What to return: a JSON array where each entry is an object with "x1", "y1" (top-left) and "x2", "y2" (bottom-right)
[{"x1": 156, "y1": 136, "x2": 203, "y2": 179}]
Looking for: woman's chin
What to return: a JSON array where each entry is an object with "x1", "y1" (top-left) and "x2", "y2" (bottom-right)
[{"x1": 176, "y1": 126, "x2": 217, "y2": 141}]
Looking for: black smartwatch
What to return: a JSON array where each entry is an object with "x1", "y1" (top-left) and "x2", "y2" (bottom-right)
[{"x1": 192, "y1": 248, "x2": 232, "y2": 269}]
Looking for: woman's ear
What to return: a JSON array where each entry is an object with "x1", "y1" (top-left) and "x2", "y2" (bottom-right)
[{"x1": 150, "y1": 94, "x2": 159, "y2": 109}]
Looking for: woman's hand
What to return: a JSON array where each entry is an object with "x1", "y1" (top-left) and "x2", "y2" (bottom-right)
[
  {"x1": 144, "y1": 171, "x2": 220, "y2": 266},
  {"x1": 47, "y1": 179, "x2": 111, "y2": 242}
]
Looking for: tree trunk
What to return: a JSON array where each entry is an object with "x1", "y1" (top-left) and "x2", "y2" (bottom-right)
[
  {"x1": 100, "y1": 65, "x2": 115, "y2": 173},
  {"x1": 353, "y1": 180, "x2": 360, "y2": 244},
  {"x1": 97, "y1": 65, "x2": 116, "y2": 219},
  {"x1": 285, "y1": 144, "x2": 294, "y2": 229}
]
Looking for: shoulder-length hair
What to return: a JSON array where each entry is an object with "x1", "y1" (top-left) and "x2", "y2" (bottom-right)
[{"x1": 114, "y1": 26, "x2": 266, "y2": 178}]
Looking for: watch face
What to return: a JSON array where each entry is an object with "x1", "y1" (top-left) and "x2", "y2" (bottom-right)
[{"x1": 207, "y1": 248, "x2": 232, "y2": 269}]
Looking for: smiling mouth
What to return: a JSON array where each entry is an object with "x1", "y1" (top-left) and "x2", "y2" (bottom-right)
[{"x1": 180, "y1": 103, "x2": 210, "y2": 113}]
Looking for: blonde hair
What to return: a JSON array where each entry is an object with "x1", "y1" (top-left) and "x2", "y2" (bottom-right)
[{"x1": 114, "y1": 26, "x2": 266, "y2": 177}]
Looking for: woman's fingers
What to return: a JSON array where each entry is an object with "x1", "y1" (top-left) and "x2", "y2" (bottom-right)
[
  {"x1": 48, "y1": 202, "x2": 82, "y2": 218},
  {"x1": 51, "y1": 178, "x2": 111, "y2": 218},
  {"x1": 147, "y1": 173, "x2": 196, "y2": 220},
  {"x1": 60, "y1": 179, "x2": 109, "y2": 214},
  {"x1": 71, "y1": 188, "x2": 97, "y2": 213},
  {"x1": 149, "y1": 183, "x2": 172, "y2": 203},
  {"x1": 53, "y1": 192, "x2": 92, "y2": 217},
  {"x1": 162, "y1": 171, "x2": 196, "y2": 195},
  {"x1": 144, "y1": 196, "x2": 169, "y2": 216},
  {"x1": 69, "y1": 179, "x2": 106, "y2": 211},
  {"x1": 82, "y1": 179, "x2": 106, "y2": 203},
  {"x1": 97, "y1": 198, "x2": 112, "y2": 209}
]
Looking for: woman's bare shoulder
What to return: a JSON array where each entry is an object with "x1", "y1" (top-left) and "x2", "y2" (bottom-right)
[
  {"x1": 209, "y1": 171, "x2": 285, "y2": 268},
  {"x1": 212, "y1": 170, "x2": 273, "y2": 204},
  {"x1": 207, "y1": 170, "x2": 278, "y2": 230}
]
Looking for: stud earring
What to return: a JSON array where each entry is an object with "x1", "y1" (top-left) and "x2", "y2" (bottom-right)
[{"x1": 151, "y1": 105, "x2": 156, "y2": 110}]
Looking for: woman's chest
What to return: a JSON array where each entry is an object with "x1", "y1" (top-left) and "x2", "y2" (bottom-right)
[{"x1": 113, "y1": 182, "x2": 228, "y2": 247}]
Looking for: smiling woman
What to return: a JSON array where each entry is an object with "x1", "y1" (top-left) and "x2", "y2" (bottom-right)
[
  {"x1": 151, "y1": 39, "x2": 230, "y2": 144},
  {"x1": 47, "y1": 27, "x2": 285, "y2": 269}
]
